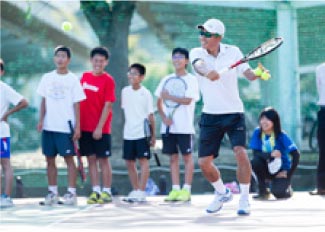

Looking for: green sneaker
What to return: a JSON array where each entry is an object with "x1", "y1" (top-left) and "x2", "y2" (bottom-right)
[
  {"x1": 97, "y1": 191, "x2": 112, "y2": 204},
  {"x1": 87, "y1": 192, "x2": 100, "y2": 204},
  {"x1": 164, "y1": 189, "x2": 180, "y2": 202},
  {"x1": 176, "y1": 189, "x2": 191, "y2": 202}
]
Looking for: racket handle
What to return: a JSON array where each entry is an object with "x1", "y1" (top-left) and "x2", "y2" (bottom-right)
[
  {"x1": 154, "y1": 153, "x2": 161, "y2": 167},
  {"x1": 166, "y1": 126, "x2": 170, "y2": 136},
  {"x1": 218, "y1": 67, "x2": 231, "y2": 75}
]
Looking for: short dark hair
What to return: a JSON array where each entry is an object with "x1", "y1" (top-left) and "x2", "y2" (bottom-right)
[
  {"x1": 172, "y1": 47, "x2": 189, "y2": 59},
  {"x1": 0, "y1": 59, "x2": 4, "y2": 72},
  {"x1": 90, "y1": 46, "x2": 110, "y2": 59},
  {"x1": 54, "y1": 45, "x2": 71, "y2": 58},
  {"x1": 259, "y1": 107, "x2": 282, "y2": 139},
  {"x1": 129, "y1": 63, "x2": 146, "y2": 75}
]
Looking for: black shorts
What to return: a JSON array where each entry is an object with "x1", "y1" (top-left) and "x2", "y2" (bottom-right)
[
  {"x1": 42, "y1": 130, "x2": 74, "y2": 157},
  {"x1": 199, "y1": 113, "x2": 246, "y2": 158},
  {"x1": 79, "y1": 131, "x2": 111, "y2": 158},
  {"x1": 123, "y1": 138, "x2": 151, "y2": 161},
  {"x1": 162, "y1": 134, "x2": 193, "y2": 155}
]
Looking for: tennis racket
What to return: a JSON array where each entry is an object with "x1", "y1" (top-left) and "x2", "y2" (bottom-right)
[
  {"x1": 68, "y1": 120, "x2": 86, "y2": 183},
  {"x1": 144, "y1": 118, "x2": 161, "y2": 166},
  {"x1": 218, "y1": 37, "x2": 283, "y2": 75},
  {"x1": 162, "y1": 76, "x2": 187, "y2": 136}
]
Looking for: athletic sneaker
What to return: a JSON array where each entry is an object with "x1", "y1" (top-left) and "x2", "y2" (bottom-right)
[
  {"x1": 206, "y1": 188, "x2": 233, "y2": 213},
  {"x1": 165, "y1": 189, "x2": 180, "y2": 201},
  {"x1": 125, "y1": 190, "x2": 146, "y2": 202},
  {"x1": 237, "y1": 200, "x2": 250, "y2": 215},
  {"x1": 176, "y1": 189, "x2": 191, "y2": 202},
  {"x1": 44, "y1": 191, "x2": 59, "y2": 205},
  {"x1": 0, "y1": 194, "x2": 14, "y2": 208},
  {"x1": 87, "y1": 191, "x2": 100, "y2": 204},
  {"x1": 62, "y1": 192, "x2": 77, "y2": 205},
  {"x1": 97, "y1": 191, "x2": 112, "y2": 204}
]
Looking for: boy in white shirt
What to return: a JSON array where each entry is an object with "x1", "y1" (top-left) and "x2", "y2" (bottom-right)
[
  {"x1": 121, "y1": 63, "x2": 155, "y2": 202},
  {"x1": 0, "y1": 59, "x2": 28, "y2": 208},
  {"x1": 155, "y1": 48, "x2": 200, "y2": 202},
  {"x1": 37, "y1": 46, "x2": 86, "y2": 205}
]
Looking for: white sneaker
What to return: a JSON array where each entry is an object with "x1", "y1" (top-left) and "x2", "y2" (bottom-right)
[
  {"x1": 237, "y1": 200, "x2": 250, "y2": 215},
  {"x1": 62, "y1": 192, "x2": 77, "y2": 205},
  {"x1": 0, "y1": 195, "x2": 14, "y2": 208},
  {"x1": 206, "y1": 188, "x2": 233, "y2": 213},
  {"x1": 126, "y1": 190, "x2": 146, "y2": 202},
  {"x1": 44, "y1": 191, "x2": 59, "y2": 205}
]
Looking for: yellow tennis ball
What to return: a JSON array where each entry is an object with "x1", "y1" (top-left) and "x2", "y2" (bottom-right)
[
  {"x1": 261, "y1": 71, "x2": 271, "y2": 81},
  {"x1": 253, "y1": 67, "x2": 263, "y2": 77},
  {"x1": 61, "y1": 21, "x2": 72, "y2": 32}
]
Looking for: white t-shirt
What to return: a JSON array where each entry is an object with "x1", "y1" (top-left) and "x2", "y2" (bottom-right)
[
  {"x1": 189, "y1": 43, "x2": 250, "y2": 114},
  {"x1": 0, "y1": 81, "x2": 24, "y2": 137},
  {"x1": 316, "y1": 63, "x2": 325, "y2": 106},
  {"x1": 37, "y1": 70, "x2": 86, "y2": 133},
  {"x1": 121, "y1": 85, "x2": 154, "y2": 140},
  {"x1": 155, "y1": 73, "x2": 200, "y2": 134}
]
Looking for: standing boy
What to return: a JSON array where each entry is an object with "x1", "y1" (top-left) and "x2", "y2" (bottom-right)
[
  {"x1": 121, "y1": 63, "x2": 155, "y2": 202},
  {"x1": 0, "y1": 59, "x2": 28, "y2": 208},
  {"x1": 37, "y1": 46, "x2": 86, "y2": 205},
  {"x1": 155, "y1": 48, "x2": 200, "y2": 202},
  {"x1": 80, "y1": 47, "x2": 115, "y2": 204}
]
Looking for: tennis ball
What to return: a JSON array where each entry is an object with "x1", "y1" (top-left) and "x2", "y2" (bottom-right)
[
  {"x1": 253, "y1": 67, "x2": 263, "y2": 77},
  {"x1": 61, "y1": 21, "x2": 72, "y2": 32},
  {"x1": 261, "y1": 71, "x2": 271, "y2": 81}
]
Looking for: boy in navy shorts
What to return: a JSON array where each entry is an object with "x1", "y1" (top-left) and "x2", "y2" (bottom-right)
[
  {"x1": 79, "y1": 47, "x2": 116, "y2": 204},
  {"x1": 155, "y1": 48, "x2": 200, "y2": 202},
  {"x1": 37, "y1": 46, "x2": 86, "y2": 205},
  {"x1": 121, "y1": 63, "x2": 155, "y2": 202},
  {"x1": 0, "y1": 59, "x2": 28, "y2": 208}
]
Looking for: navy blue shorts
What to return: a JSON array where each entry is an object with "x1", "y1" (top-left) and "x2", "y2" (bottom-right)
[
  {"x1": 0, "y1": 137, "x2": 10, "y2": 159},
  {"x1": 123, "y1": 138, "x2": 151, "y2": 160},
  {"x1": 198, "y1": 113, "x2": 246, "y2": 158},
  {"x1": 161, "y1": 134, "x2": 193, "y2": 155},
  {"x1": 79, "y1": 131, "x2": 111, "y2": 158},
  {"x1": 42, "y1": 131, "x2": 74, "y2": 157}
]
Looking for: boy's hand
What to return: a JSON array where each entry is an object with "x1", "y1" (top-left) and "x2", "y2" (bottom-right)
[
  {"x1": 73, "y1": 128, "x2": 81, "y2": 141},
  {"x1": 37, "y1": 121, "x2": 43, "y2": 132},
  {"x1": 93, "y1": 127, "x2": 103, "y2": 140},
  {"x1": 150, "y1": 137, "x2": 156, "y2": 147}
]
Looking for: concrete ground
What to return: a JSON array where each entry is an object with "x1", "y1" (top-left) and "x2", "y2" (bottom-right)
[{"x1": 0, "y1": 192, "x2": 324, "y2": 232}]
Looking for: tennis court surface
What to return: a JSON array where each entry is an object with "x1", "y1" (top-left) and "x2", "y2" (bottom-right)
[{"x1": 1, "y1": 192, "x2": 324, "y2": 232}]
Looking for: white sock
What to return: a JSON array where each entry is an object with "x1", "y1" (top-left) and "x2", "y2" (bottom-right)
[
  {"x1": 172, "y1": 185, "x2": 181, "y2": 191},
  {"x1": 211, "y1": 179, "x2": 226, "y2": 194},
  {"x1": 68, "y1": 187, "x2": 76, "y2": 195},
  {"x1": 48, "y1": 186, "x2": 58, "y2": 195},
  {"x1": 93, "y1": 185, "x2": 101, "y2": 194},
  {"x1": 102, "y1": 187, "x2": 111, "y2": 195},
  {"x1": 239, "y1": 183, "x2": 250, "y2": 201},
  {"x1": 182, "y1": 184, "x2": 191, "y2": 193}
]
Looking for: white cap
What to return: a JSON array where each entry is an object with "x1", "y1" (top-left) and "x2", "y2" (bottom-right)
[{"x1": 198, "y1": 18, "x2": 225, "y2": 36}]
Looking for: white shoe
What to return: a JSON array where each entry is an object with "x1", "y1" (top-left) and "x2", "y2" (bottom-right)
[
  {"x1": 44, "y1": 191, "x2": 59, "y2": 205},
  {"x1": 125, "y1": 190, "x2": 146, "y2": 202},
  {"x1": 237, "y1": 200, "x2": 250, "y2": 215},
  {"x1": 0, "y1": 195, "x2": 14, "y2": 208},
  {"x1": 62, "y1": 192, "x2": 77, "y2": 205},
  {"x1": 206, "y1": 188, "x2": 233, "y2": 213}
]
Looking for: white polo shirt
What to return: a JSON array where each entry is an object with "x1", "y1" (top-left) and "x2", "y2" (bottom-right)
[
  {"x1": 0, "y1": 81, "x2": 24, "y2": 137},
  {"x1": 316, "y1": 63, "x2": 325, "y2": 106},
  {"x1": 121, "y1": 85, "x2": 154, "y2": 140},
  {"x1": 37, "y1": 70, "x2": 86, "y2": 133},
  {"x1": 155, "y1": 73, "x2": 200, "y2": 134},
  {"x1": 189, "y1": 43, "x2": 250, "y2": 114}
]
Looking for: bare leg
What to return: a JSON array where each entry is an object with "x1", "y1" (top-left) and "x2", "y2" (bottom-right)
[
  {"x1": 64, "y1": 156, "x2": 77, "y2": 188},
  {"x1": 1, "y1": 158, "x2": 13, "y2": 196},
  {"x1": 99, "y1": 157, "x2": 112, "y2": 188},
  {"x1": 125, "y1": 160, "x2": 139, "y2": 190},
  {"x1": 234, "y1": 146, "x2": 251, "y2": 184},
  {"x1": 198, "y1": 155, "x2": 221, "y2": 182},
  {"x1": 170, "y1": 154, "x2": 180, "y2": 186},
  {"x1": 138, "y1": 158, "x2": 150, "y2": 191},
  {"x1": 182, "y1": 154, "x2": 194, "y2": 185},
  {"x1": 87, "y1": 155, "x2": 99, "y2": 187},
  {"x1": 46, "y1": 156, "x2": 57, "y2": 186}
]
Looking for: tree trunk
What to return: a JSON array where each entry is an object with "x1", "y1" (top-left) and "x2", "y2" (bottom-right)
[{"x1": 81, "y1": 1, "x2": 135, "y2": 149}]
